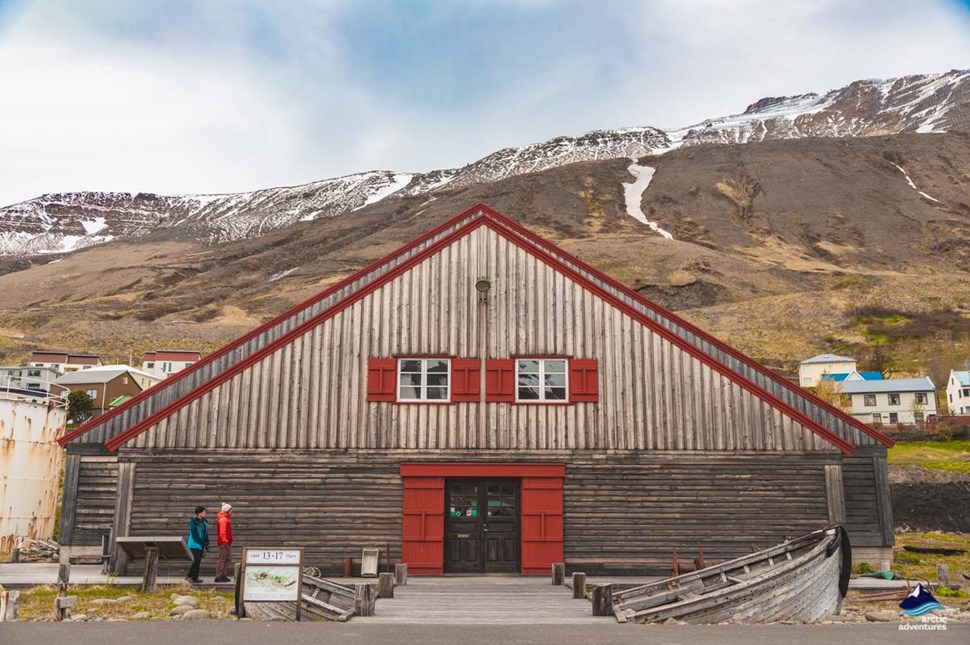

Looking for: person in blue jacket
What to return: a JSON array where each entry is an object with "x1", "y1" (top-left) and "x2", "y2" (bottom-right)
[{"x1": 185, "y1": 505, "x2": 209, "y2": 583}]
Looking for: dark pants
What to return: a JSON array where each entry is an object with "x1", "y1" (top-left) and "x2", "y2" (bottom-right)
[
  {"x1": 215, "y1": 544, "x2": 233, "y2": 579},
  {"x1": 187, "y1": 548, "x2": 203, "y2": 581}
]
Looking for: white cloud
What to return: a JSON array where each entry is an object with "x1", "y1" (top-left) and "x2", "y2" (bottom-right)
[{"x1": 0, "y1": 0, "x2": 968, "y2": 206}]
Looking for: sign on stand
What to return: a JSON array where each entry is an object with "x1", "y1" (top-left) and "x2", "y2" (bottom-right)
[{"x1": 240, "y1": 548, "x2": 304, "y2": 621}]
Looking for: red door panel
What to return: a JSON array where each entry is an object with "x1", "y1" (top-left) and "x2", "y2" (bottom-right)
[
  {"x1": 520, "y1": 476, "x2": 564, "y2": 575},
  {"x1": 402, "y1": 476, "x2": 445, "y2": 574}
]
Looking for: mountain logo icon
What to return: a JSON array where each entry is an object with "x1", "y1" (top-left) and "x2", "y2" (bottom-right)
[{"x1": 899, "y1": 583, "x2": 945, "y2": 617}]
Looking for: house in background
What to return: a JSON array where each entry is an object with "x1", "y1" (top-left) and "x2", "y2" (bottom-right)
[
  {"x1": 29, "y1": 350, "x2": 102, "y2": 373},
  {"x1": 799, "y1": 354, "x2": 858, "y2": 387},
  {"x1": 53, "y1": 367, "x2": 144, "y2": 416},
  {"x1": 141, "y1": 350, "x2": 201, "y2": 379},
  {"x1": 85, "y1": 365, "x2": 162, "y2": 392},
  {"x1": 0, "y1": 365, "x2": 63, "y2": 395},
  {"x1": 946, "y1": 370, "x2": 970, "y2": 414},
  {"x1": 844, "y1": 377, "x2": 937, "y2": 425}
]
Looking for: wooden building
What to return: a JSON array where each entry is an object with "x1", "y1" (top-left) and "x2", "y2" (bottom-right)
[{"x1": 58, "y1": 205, "x2": 895, "y2": 574}]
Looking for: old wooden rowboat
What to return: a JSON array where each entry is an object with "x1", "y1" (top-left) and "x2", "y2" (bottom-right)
[{"x1": 612, "y1": 525, "x2": 850, "y2": 624}]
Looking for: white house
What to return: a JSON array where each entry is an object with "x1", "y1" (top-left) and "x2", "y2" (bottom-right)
[
  {"x1": 799, "y1": 354, "x2": 858, "y2": 387},
  {"x1": 141, "y1": 350, "x2": 202, "y2": 379},
  {"x1": 843, "y1": 377, "x2": 937, "y2": 425},
  {"x1": 0, "y1": 365, "x2": 62, "y2": 395},
  {"x1": 946, "y1": 370, "x2": 970, "y2": 414}
]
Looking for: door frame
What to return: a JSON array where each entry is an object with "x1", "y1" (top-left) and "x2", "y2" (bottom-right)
[
  {"x1": 444, "y1": 477, "x2": 521, "y2": 574},
  {"x1": 401, "y1": 463, "x2": 565, "y2": 575}
]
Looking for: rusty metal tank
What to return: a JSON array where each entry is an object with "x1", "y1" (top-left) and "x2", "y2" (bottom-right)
[{"x1": 0, "y1": 388, "x2": 68, "y2": 552}]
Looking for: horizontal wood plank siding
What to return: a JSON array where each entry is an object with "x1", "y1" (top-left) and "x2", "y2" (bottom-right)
[
  {"x1": 843, "y1": 446, "x2": 893, "y2": 547},
  {"x1": 132, "y1": 227, "x2": 834, "y2": 454},
  {"x1": 121, "y1": 449, "x2": 841, "y2": 575},
  {"x1": 65, "y1": 456, "x2": 118, "y2": 547}
]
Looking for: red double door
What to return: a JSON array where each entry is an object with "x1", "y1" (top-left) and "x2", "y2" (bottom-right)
[{"x1": 401, "y1": 463, "x2": 564, "y2": 575}]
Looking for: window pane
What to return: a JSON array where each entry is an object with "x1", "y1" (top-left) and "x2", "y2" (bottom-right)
[
  {"x1": 426, "y1": 387, "x2": 448, "y2": 400},
  {"x1": 518, "y1": 372, "x2": 540, "y2": 388},
  {"x1": 518, "y1": 386, "x2": 540, "y2": 400},
  {"x1": 544, "y1": 372, "x2": 566, "y2": 387},
  {"x1": 545, "y1": 387, "x2": 567, "y2": 400},
  {"x1": 400, "y1": 360, "x2": 423, "y2": 373},
  {"x1": 399, "y1": 386, "x2": 421, "y2": 399},
  {"x1": 427, "y1": 360, "x2": 449, "y2": 373},
  {"x1": 427, "y1": 374, "x2": 449, "y2": 387},
  {"x1": 518, "y1": 360, "x2": 539, "y2": 373},
  {"x1": 545, "y1": 360, "x2": 566, "y2": 373},
  {"x1": 400, "y1": 372, "x2": 423, "y2": 387}
]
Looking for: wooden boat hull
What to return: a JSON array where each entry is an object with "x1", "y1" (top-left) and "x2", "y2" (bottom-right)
[{"x1": 614, "y1": 526, "x2": 849, "y2": 624}]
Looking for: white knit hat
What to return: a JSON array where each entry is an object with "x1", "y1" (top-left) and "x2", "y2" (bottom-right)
[{"x1": 221, "y1": 502, "x2": 233, "y2": 513}]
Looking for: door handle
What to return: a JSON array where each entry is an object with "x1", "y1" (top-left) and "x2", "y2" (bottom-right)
[{"x1": 483, "y1": 525, "x2": 489, "y2": 532}]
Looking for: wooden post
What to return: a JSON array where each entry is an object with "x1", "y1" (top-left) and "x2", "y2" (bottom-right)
[
  {"x1": 394, "y1": 563, "x2": 408, "y2": 586},
  {"x1": 1, "y1": 590, "x2": 20, "y2": 622},
  {"x1": 572, "y1": 572, "x2": 587, "y2": 599},
  {"x1": 10, "y1": 547, "x2": 19, "y2": 564},
  {"x1": 54, "y1": 563, "x2": 71, "y2": 621},
  {"x1": 551, "y1": 562, "x2": 565, "y2": 585},
  {"x1": 141, "y1": 547, "x2": 159, "y2": 593},
  {"x1": 344, "y1": 556, "x2": 353, "y2": 578},
  {"x1": 591, "y1": 584, "x2": 613, "y2": 617},
  {"x1": 354, "y1": 583, "x2": 376, "y2": 617},
  {"x1": 937, "y1": 564, "x2": 949, "y2": 587},
  {"x1": 233, "y1": 563, "x2": 244, "y2": 618},
  {"x1": 378, "y1": 572, "x2": 395, "y2": 598}
]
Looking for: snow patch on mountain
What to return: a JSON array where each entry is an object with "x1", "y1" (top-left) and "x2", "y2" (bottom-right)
[{"x1": 623, "y1": 164, "x2": 673, "y2": 240}]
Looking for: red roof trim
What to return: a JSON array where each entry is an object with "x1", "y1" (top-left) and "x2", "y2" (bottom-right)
[
  {"x1": 105, "y1": 218, "x2": 490, "y2": 451},
  {"x1": 400, "y1": 463, "x2": 565, "y2": 478},
  {"x1": 106, "y1": 212, "x2": 853, "y2": 454},
  {"x1": 477, "y1": 205, "x2": 893, "y2": 449},
  {"x1": 59, "y1": 204, "x2": 490, "y2": 447}
]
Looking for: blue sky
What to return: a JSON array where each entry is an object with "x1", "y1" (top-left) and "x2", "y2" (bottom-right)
[{"x1": 1, "y1": 0, "x2": 969, "y2": 205}]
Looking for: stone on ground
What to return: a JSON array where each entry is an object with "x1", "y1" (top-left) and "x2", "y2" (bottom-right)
[{"x1": 182, "y1": 609, "x2": 211, "y2": 620}]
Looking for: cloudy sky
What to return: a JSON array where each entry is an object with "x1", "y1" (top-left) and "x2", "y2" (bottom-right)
[{"x1": 1, "y1": 0, "x2": 969, "y2": 205}]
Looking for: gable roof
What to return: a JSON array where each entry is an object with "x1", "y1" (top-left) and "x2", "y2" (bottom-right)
[
  {"x1": 800, "y1": 354, "x2": 856, "y2": 365},
  {"x1": 96, "y1": 206, "x2": 896, "y2": 454},
  {"x1": 842, "y1": 377, "x2": 935, "y2": 394},
  {"x1": 822, "y1": 371, "x2": 883, "y2": 383},
  {"x1": 54, "y1": 368, "x2": 136, "y2": 385},
  {"x1": 64, "y1": 204, "x2": 891, "y2": 453},
  {"x1": 953, "y1": 370, "x2": 970, "y2": 387}
]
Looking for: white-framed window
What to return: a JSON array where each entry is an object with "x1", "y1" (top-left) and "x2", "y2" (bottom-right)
[
  {"x1": 889, "y1": 412, "x2": 899, "y2": 424},
  {"x1": 863, "y1": 394, "x2": 876, "y2": 407},
  {"x1": 52, "y1": 364, "x2": 60, "y2": 371},
  {"x1": 122, "y1": 376, "x2": 129, "y2": 385},
  {"x1": 962, "y1": 388, "x2": 970, "y2": 397},
  {"x1": 397, "y1": 358, "x2": 450, "y2": 401},
  {"x1": 85, "y1": 389, "x2": 97, "y2": 399},
  {"x1": 872, "y1": 412, "x2": 882, "y2": 421},
  {"x1": 27, "y1": 369, "x2": 41, "y2": 377},
  {"x1": 27, "y1": 383, "x2": 42, "y2": 391},
  {"x1": 516, "y1": 359, "x2": 568, "y2": 402},
  {"x1": 163, "y1": 362, "x2": 172, "y2": 373},
  {"x1": 146, "y1": 362, "x2": 155, "y2": 369},
  {"x1": 888, "y1": 393, "x2": 901, "y2": 406},
  {"x1": 915, "y1": 393, "x2": 928, "y2": 405}
]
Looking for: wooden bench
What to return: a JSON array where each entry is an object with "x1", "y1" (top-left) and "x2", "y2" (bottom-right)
[{"x1": 115, "y1": 536, "x2": 192, "y2": 592}]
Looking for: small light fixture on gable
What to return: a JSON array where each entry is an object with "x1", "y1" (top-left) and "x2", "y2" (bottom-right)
[{"x1": 475, "y1": 275, "x2": 491, "y2": 303}]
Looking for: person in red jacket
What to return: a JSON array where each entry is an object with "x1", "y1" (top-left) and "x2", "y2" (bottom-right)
[{"x1": 214, "y1": 502, "x2": 234, "y2": 583}]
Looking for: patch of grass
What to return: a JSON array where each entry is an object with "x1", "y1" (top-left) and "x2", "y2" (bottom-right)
[
  {"x1": 852, "y1": 562, "x2": 876, "y2": 574},
  {"x1": 935, "y1": 585, "x2": 968, "y2": 598},
  {"x1": 17, "y1": 584, "x2": 234, "y2": 621},
  {"x1": 888, "y1": 441, "x2": 970, "y2": 472},
  {"x1": 892, "y1": 532, "x2": 970, "y2": 583}
]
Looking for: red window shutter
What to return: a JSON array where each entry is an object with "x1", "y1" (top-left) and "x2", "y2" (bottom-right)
[
  {"x1": 451, "y1": 358, "x2": 481, "y2": 402},
  {"x1": 485, "y1": 359, "x2": 516, "y2": 402},
  {"x1": 569, "y1": 359, "x2": 599, "y2": 402},
  {"x1": 367, "y1": 358, "x2": 397, "y2": 402}
]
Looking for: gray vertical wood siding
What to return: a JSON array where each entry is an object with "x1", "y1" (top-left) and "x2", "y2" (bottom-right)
[{"x1": 131, "y1": 226, "x2": 836, "y2": 453}]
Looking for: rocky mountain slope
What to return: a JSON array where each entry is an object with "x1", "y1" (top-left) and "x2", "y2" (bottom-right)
[
  {"x1": 1, "y1": 126, "x2": 969, "y2": 371},
  {"x1": 2, "y1": 70, "x2": 967, "y2": 257}
]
